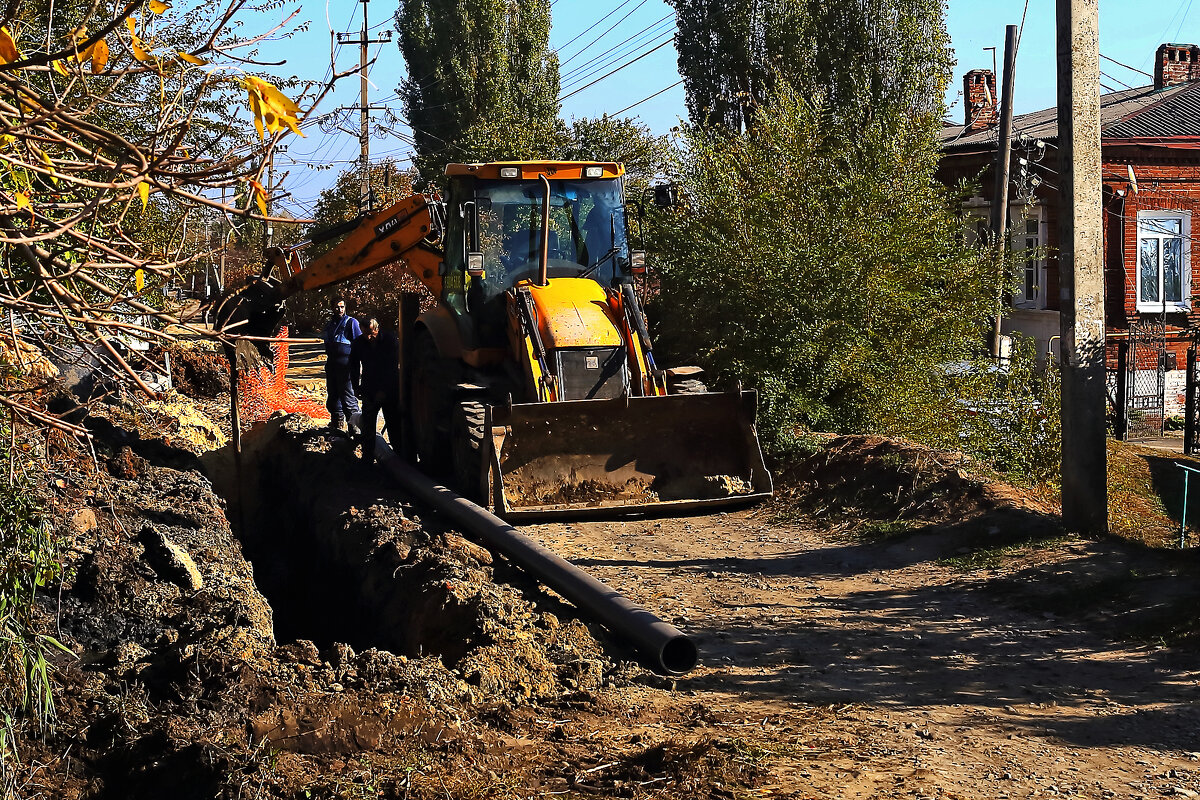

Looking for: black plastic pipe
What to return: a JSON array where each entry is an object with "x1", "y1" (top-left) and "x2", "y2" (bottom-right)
[{"x1": 376, "y1": 441, "x2": 699, "y2": 674}]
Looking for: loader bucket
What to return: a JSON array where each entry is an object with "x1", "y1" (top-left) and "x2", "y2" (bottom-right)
[{"x1": 487, "y1": 390, "x2": 772, "y2": 520}]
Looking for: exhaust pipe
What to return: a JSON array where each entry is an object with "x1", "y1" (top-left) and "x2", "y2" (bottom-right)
[{"x1": 376, "y1": 439, "x2": 699, "y2": 675}]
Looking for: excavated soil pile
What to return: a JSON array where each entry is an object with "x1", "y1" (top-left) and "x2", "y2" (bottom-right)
[
  {"x1": 772, "y1": 434, "x2": 1058, "y2": 530},
  {"x1": 153, "y1": 340, "x2": 229, "y2": 398}
]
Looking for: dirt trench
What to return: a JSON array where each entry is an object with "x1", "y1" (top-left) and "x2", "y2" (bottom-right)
[{"x1": 204, "y1": 414, "x2": 622, "y2": 700}]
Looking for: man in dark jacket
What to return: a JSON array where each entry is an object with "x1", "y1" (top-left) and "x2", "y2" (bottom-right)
[
  {"x1": 350, "y1": 318, "x2": 401, "y2": 464},
  {"x1": 323, "y1": 298, "x2": 361, "y2": 431}
]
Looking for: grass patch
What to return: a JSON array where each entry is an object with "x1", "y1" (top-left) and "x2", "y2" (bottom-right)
[
  {"x1": 937, "y1": 532, "x2": 1070, "y2": 572},
  {"x1": 1107, "y1": 440, "x2": 1200, "y2": 548},
  {"x1": 850, "y1": 519, "x2": 915, "y2": 542}
]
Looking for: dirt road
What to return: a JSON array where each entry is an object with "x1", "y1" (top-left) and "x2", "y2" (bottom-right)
[{"x1": 522, "y1": 510, "x2": 1200, "y2": 799}]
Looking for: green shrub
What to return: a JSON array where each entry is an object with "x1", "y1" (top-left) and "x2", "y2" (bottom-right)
[
  {"x1": 0, "y1": 425, "x2": 67, "y2": 791},
  {"x1": 649, "y1": 84, "x2": 998, "y2": 456}
]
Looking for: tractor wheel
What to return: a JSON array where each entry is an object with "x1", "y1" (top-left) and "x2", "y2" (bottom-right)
[
  {"x1": 452, "y1": 400, "x2": 487, "y2": 503},
  {"x1": 410, "y1": 330, "x2": 453, "y2": 477}
]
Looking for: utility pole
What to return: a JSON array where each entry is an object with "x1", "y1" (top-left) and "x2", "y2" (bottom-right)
[
  {"x1": 337, "y1": 0, "x2": 392, "y2": 215},
  {"x1": 1056, "y1": 0, "x2": 1108, "y2": 533},
  {"x1": 990, "y1": 24, "x2": 1018, "y2": 359}
]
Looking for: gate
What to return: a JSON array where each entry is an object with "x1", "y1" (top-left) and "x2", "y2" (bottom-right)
[
  {"x1": 1118, "y1": 320, "x2": 1167, "y2": 440},
  {"x1": 1186, "y1": 344, "x2": 1200, "y2": 454}
]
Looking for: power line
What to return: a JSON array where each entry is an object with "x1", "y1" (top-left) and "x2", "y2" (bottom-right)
[
  {"x1": 560, "y1": 0, "x2": 650, "y2": 68},
  {"x1": 559, "y1": 14, "x2": 674, "y2": 84},
  {"x1": 560, "y1": 36, "x2": 674, "y2": 99},
  {"x1": 1100, "y1": 52, "x2": 1153, "y2": 79},
  {"x1": 560, "y1": 28, "x2": 674, "y2": 90},
  {"x1": 556, "y1": 0, "x2": 637, "y2": 60},
  {"x1": 611, "y1": 79, "x2": 683, "y2": 116}
]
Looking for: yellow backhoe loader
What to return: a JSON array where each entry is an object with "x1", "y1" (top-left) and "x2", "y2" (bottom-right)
[{"x1": 217, "y1": 160, "x2": 772, "y2": 519}]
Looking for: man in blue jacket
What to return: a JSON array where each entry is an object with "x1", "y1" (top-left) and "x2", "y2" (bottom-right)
[{"x1": 323, "y1": 297, "x2": 361, "y2": 431}]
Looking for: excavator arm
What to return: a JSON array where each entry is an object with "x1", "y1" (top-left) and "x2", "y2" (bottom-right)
[{"x1": 213, "y1": 193, "x2": 443, "y2": 339}]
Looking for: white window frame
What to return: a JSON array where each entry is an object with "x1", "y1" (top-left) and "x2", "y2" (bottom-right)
[
  {"x1": 1011, "y1": 206, "x2": 1046, "y2": 310},
  {"x1": 1136, "y1": 210, "x2": 1192, "y2": 313}
]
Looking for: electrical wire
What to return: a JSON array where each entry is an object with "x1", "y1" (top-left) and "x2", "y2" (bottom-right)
[
  {"x1": 559, "y1": 0, "x2": 650, "y2": 68},
  {"x1": 560, "y1": 29, "x2": 674, "y2": 91},
  {"x1": 559, "y1": 37, "x2": 674, "y2": 100},
  {"x1": 559, "y1": 15, "x2": 674, "y2": 85},
  {"x1": 556, "y1": 0, "x2": 637, "y2": 60},
  {"x1": 611, "y1": 79, "x2": 683, "y2": 116}
]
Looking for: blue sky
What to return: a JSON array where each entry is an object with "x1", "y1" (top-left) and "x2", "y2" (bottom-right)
[{"x1": 266, "y1": 0, "x2": 1200, "y2": 214}]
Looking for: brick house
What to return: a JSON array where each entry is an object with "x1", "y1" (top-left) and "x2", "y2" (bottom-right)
[{"x1": 939, "y1": 44, "x2": 1200, "y2": 425}]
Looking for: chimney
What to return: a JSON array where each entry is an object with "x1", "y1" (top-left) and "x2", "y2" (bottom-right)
[
  {"x1": 1155, "y1": 43, "x2": 1200, "y2": 89},
  {"x1": 964, "y1": 69, "x2": 998, "y2": 131}
]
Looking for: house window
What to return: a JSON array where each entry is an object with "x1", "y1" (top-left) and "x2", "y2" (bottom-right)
[
  {"x1": 1012, "y1": 210, "x2": 1045, "y2": 309},
  {"x1": 1137, "y1": 211, "x2": 1191, "y2": 312}
]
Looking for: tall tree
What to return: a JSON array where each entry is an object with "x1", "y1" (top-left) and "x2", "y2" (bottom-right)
[
  {"x1": 395, "y1": 0, "x2": 561, "y2": 182},
  {"x1": 669, "y1": 0, "x2": 950, "y2": 132}
]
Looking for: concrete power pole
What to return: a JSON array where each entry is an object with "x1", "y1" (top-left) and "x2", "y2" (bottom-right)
[
  {"x1": 1056, "y1": 0, "x2": 1108, "y2": 533},
  {"x1": 989, "y1": 24, "x2": 1018, "y2": 359},
  {"x1": 337, "y1": 0, "x2": 391, "y2": 215}
]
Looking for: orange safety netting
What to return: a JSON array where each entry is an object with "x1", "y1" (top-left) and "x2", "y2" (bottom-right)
[{"x1": 237, "y1": 327, "x2": 329, "y2": 423}]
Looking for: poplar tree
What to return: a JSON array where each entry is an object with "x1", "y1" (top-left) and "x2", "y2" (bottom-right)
[
  {"x1": 668, "y1": 0, "x2": 950, "y2": 132},
  {"x1": 395, "y1": 0, "x2": 561, "y2": 182}
]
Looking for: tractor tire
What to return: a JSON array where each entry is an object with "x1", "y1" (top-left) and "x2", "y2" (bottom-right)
[
  {"x1": 669, "y1": 377, "x2": 708, "y2": 395},
  {"x1": 452, "y1": 400, "x2": 487, "y2": 503},
  {"x1": 410, "y1": 330, "x2": 453, "y2": 477}
]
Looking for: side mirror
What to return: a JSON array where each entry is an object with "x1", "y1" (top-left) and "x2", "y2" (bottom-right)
[
  {"x1": 467, "y1": 252, "x2": 485, "y2": 277},
  {"x1": 652, "y1": 183, "x2": 679, "y2": 209},
  {"x1": 630, "y1": 250, "x2": 648, "y2": 275}
]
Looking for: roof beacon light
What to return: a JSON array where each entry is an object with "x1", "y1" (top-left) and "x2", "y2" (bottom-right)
[
  {"x1": 500, "y1": 167, "x2": 520, "y2": 179},
  {"x1": 584, "y1": 166, "x2": 603, "y2": 178}
]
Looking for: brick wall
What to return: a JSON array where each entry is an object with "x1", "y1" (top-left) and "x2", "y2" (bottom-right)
[{"x1": 1102, "y1": 158, "x2": 1200, "y2": 365}]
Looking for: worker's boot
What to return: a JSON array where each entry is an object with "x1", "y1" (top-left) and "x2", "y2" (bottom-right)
[{"x1": 328, "y1": 417, "x2": 344, "y2": 432}]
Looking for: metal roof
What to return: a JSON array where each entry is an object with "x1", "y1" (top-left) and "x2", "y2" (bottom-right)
[{"x1": 940, "y1": 81, "x2": 1200, "y2": 152}]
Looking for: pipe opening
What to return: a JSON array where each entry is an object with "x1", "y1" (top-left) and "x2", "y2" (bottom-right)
[{"x1": 661, "y1": 636, "x2": 700, "y2": 675}]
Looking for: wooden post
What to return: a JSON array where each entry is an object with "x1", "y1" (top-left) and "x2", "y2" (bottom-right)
[{"x1": 1056, "y1": 0, "x2": 1108, "y2": 533}]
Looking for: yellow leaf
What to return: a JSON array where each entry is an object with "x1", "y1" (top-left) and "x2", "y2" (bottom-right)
[
  {"x1": 51, "y1": 59, "x2": 67, "y2": 76},
  {"x1": 241, "y1": 76, "x2": 305, "y2": 138},
  {"x1": 14, "y1": 190, "x2": 29, "y2": 210},
  {"x1": 35, "y1": 148, "x2": 57, "y2": 185},
  {"x1": 125, "y1": 17, "x2": 136, "y2": 35},
  {"x1": 0, "y1": 27, "x2": 21, "y2": 64},
  {"x1": 91, "y1": 39, "x2": 108, "y2": 73},
  {"x1": 131, "y1": 35, "x2": 152, "y2": 62},
  {"x1": 135, "y1": 269, "x2": 145, "y2": 291},
  {"x1": 137, "y1": 180, "x2": 149, "y2": 210},
  {"x1": 177, "y1": 51, "x2": 207, "y2": 65},
  {"x1": 249, "y1": 179, "x2": 267, "y2": 217},
  {"x1": 148, "y1": 0, "x2": 170, "y2": 12}
]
